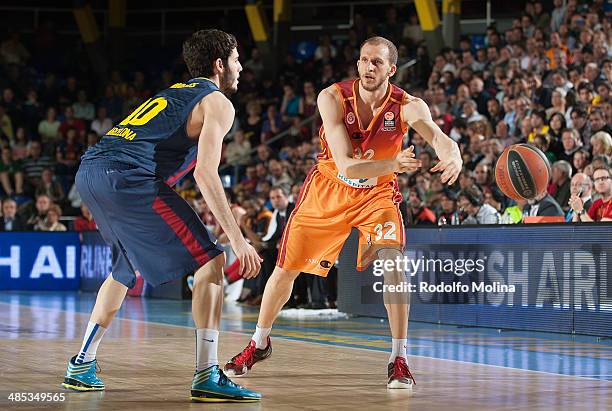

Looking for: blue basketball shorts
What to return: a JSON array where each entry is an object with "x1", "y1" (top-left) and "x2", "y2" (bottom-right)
[{"x1": 75, "y1": 160, "x2": 224, "y2": 288}]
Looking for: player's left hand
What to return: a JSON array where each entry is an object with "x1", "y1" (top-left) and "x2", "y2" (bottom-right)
[
  {"x1": 395, "y1": 146, "x2": 422, "y2": 173},
  {"x1": 431, "y1": 141, "x2": 462, "y2": 185}
]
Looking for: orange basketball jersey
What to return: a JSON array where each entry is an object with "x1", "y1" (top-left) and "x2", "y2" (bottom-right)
[{"x1": 317, "y1": 79, "x2": 408, "y2": 188}]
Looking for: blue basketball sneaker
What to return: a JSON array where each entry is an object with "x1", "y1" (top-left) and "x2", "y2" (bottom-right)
[
  {"x1": 191, "y1": 365, "x2": 261, "y2": 402},
  {"x1": 61, "y1": 355, "x2": 105, "y2": 391}
]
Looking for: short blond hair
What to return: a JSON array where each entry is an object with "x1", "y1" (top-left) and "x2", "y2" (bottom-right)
[
  {"x1": 360, "y1": 36, "x2": 398, "y2": 65},
  {"x1": 590, "y1": 131, "x2": 612, "y2": 155}
]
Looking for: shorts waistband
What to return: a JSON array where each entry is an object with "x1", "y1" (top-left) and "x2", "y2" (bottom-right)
[
  {"x1": 316, "y1": 164, "x2": 395, "y2": 189},
  {"x1": 81, "y1": 159, "x2": 139, "y2": 170}
]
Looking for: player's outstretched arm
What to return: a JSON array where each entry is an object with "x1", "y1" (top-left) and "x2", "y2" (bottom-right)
[
  {"x1": 318, "y1": 87, "x2": 421, "y2": 179},
  {"x1": 192, "y1": 92, "x2": 262, "y2": 278},
  {"x1": 403, "y1": 97, "x2": 462, "y2": 185}
]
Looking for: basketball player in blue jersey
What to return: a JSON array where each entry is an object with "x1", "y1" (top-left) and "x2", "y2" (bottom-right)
[{"x1": 61, "y1": 29, "x2": 262, "y2": 402}]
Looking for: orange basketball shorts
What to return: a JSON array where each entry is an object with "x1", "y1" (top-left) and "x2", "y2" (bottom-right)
[{"x1": 277, "y1": 166, "x2": 405, "y2": 277}]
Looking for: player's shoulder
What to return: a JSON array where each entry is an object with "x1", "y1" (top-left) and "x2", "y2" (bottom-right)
[
  {"x1": 198, "y1": 89, "x2": 234, "y2": 116},
  {"x1": 188, "y1": 88, "x2": 233, "y2": 129},
  {"x1": 318, "y1": 84, "x2": 342, "y2": 106},
  {"x1": 320, "y1": 79, "x2": 355, "y2": 97},
  {"x1": 399, "y1": 91, "x2": 428, "y2": 114},
  {"x1": 393, "y1": 86, "x2": 422, "y2": 107},
  {"x1": 397, "y1": 89, "x2": 431, "y2": 125}
]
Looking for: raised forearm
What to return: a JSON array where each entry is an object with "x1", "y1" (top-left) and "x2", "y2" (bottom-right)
[
  {"x1": 421, "y1": 126, "x2": 458, "y2": 156},
  {"x1": 342, "y1": 158, "x2": 399, "y2": 179}
]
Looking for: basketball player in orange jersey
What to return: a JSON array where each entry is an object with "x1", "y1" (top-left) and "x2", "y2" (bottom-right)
[{"x1": 225, "y1": 36, "x2": 462, "y2": 389}]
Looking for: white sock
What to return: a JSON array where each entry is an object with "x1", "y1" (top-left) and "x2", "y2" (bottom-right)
[
  {"x1": 75, "y1": 322, "x2": 107, "y2": 364},
  {"x1": 389, "y1": 338, "x2": 407, "y2": 363},
  {"x1": 196, "y1": 328, "x2": 219, "y2": 372},
  {"x1": 252, "y1": 325, "x2": 271, "y2": 349}
]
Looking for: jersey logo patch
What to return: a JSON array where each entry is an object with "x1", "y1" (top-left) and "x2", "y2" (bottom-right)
[
  {"x1": 346, "y1": 112, "x2": 356, "y2": 125},
  {"x1": 383, "y1": 111, "x2": 395, "y2": 130}
]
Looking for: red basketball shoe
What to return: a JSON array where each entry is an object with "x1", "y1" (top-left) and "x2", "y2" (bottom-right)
[
  {"x1": 387, "y1": 356, "x2": 416, "y2": 389},
  {"x1": 224, "y1": 338, "x2": 272, "y2": 377}
]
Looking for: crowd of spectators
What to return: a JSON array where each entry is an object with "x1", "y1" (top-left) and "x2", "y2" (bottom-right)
[
  {"x1": 218, "y1": 1, "x2": 612, "y2": 232},
  {"x1": 394, "y1": 0, "x2": 612, "y2": 226},
  {"x1": 1, "y1": 1, "x2": 611, "y2": 305}
]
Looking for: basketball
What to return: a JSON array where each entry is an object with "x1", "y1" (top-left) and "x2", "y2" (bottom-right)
[{"x1": 495, "y1": 144, "x2": 551, "y2": 201}]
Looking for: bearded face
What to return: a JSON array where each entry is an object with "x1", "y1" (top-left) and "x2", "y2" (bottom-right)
[
  {"x1": 357, "y1": 43, "x2": 396, "y2": 92},
  {"x1": 219, "y1": 48, "x2": 242, "y2": 95},
  {"x1": 220, "y1": 68, "x2": 238, "y2": 94}
]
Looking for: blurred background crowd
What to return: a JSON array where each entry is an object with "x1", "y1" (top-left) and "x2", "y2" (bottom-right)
[{"x1": 0, "y1": 1, "x2": 610, "y2": 306}]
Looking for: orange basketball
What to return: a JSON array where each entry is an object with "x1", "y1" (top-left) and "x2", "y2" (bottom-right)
[{"x1": 494, "y1": 144, "x2": 551, "y2": 201}]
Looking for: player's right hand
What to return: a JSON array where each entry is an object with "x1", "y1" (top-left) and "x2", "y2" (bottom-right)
[
  {"x1": 394, "y1": 146, "x2": 422, "y2": 173},
  {"x1": 231, "y1": 238, "x2": 263, "y2": 279}
]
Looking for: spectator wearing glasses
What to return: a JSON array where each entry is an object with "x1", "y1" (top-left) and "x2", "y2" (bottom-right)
[
  {"x1": 565, "y1": 173, "x2": 593, "y2": 222},
  {"x1": 569, "y1": 167, "x2": 612, "y2": 222}
]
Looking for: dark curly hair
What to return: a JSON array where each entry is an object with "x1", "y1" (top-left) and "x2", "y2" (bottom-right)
[{"x1": 183, "y1": 29, "x2": 237, "y2": 78}]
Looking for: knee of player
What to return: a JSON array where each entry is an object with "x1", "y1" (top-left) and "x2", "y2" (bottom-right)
[
  {"x1": 195, "y1": 253, "x2": 226, "y2": 283},
  {"x1": 377, "y1": 248, "x2": 403, "y2": 263},
  {"x1": 211, "y1": 252, "x2": 226, "y2": 268},
  {"x1": 375, "y1": 248, "x2": 405, "y2": 282},
  {"x1": 272, "y1": 266, "x2": 300, "y2": 283}
]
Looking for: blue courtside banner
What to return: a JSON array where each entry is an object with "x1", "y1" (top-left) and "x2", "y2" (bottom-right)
[
  {"x1": 0, "y1": 232, "x2": 81, "y2": 291},
  {"x1": 80, "y1": 231, "x2": 187, "y2": 299},
  {"x1": 338, "y1": 224, "x2": 612, "y2": 337},
  {"x1": 80, "y1": 231, "x2": 112, "y2": 292}
]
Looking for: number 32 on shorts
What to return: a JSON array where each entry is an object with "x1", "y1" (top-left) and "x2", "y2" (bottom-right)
[{"x1": 374, "y1": 221, "x2": 396, "y2": 241}]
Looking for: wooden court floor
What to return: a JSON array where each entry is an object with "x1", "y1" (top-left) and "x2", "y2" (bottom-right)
[{"x1": 0, "y1": 300, "x2": 611, "y2": 411}]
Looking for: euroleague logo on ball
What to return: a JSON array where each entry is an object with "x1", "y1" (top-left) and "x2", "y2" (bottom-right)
[
  {"x1": 510, "y1": 158, "x2": 533, "y2": 197},
  {"x1": 346, "y1": 112, "x2": 356, "y2": 125}
]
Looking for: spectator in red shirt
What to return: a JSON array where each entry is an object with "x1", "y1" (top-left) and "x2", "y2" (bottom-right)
[
  {"x1": 73, "y1": 203, "x2": 97, "y2": 231},
  {"x1": 570, "y1": 167, "x2": 612, "y2": 222},
  {"x1": 406, "y1": 189, "x2": 436, "y2": 225}
]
